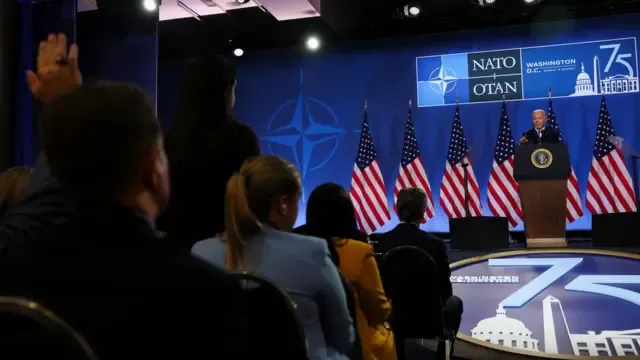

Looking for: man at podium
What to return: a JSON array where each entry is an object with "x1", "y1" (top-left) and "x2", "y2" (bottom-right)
[{"x1": 519, "y1": 109, "x2": 561, "y2": 145}]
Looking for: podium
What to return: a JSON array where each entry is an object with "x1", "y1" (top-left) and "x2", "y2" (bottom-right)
[{"x1": 514, "y1": 143, "x2": 571, "y2": 247}]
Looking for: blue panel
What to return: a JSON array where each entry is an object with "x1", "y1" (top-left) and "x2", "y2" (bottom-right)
[{"x1": 158, "y1": 14, "x2": 640, "y2": 232}]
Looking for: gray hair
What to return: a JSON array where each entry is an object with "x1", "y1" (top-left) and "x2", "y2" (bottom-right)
[
  {"x1": 396, "y1": 188, "x2": 427, "y2": 223},
  {"x1": 532, "y1": 109, "x2": 547, "y2": 118}
]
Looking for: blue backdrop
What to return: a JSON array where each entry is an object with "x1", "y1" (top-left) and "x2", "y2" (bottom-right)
[{"x1": 158, "y1": 14, "x2": 640, "y2": 232}]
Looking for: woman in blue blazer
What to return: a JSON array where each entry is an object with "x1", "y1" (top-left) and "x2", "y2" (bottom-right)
[{"x1": 192, "y1": 155, "x2": 354, "y2": 360}]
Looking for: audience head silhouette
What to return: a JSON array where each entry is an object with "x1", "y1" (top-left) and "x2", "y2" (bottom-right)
[
  {"x1": 224, "y1": 155, "x2": 301, "y2": 268},
  {"x1": 305, "y1": 183, "x2": 363, "y2": 264},
  {"x1": 40, "y1": 83, "x2": 169, "y2": 219},
  {"x1": 396, "y1": 187, "x2": 427, "y2": 224},
  {"x1": 0, "y1": 166, "x2": 32, "y2": 216},
  {"x1": 171, "y1": 56, "x2": 237, "y2": 137}
]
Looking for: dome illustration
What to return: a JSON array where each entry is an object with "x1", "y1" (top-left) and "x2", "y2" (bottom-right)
[
  {"x1": 471, "y1": 303, "x2": 540, "y2": 351},
  {"x1": 571, "y1": 63, "x2": 597, "y2": 96}
]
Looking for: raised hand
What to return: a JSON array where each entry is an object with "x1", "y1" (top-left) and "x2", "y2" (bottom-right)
[
  {"x1": 519, "y1": 136, "x2": 528, "y2": 145},
  {"x1": 26, "y1": 33, "x2": 82, "y2": 102}
]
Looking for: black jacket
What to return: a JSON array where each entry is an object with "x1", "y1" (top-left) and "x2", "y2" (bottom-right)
[
  {"x1": 521, "y1": 127, "x2": 561, "y2": 145},
  {"x1": 0, "y1": 202, "x2": 250, "y2": 359},
  {"x1": 376, "y1": 223, "x2": 452, "y2": 301}
]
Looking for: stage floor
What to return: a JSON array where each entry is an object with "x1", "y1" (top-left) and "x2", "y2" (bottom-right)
[
  {"x1": 443, "y1": 244, "x2": 640, "y2": 359},
  {"x1": 446, "y1": 240, "x2": 640, "y2": 263}
]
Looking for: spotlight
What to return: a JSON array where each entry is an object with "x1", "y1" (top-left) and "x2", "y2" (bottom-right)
[
  {"x1": 475, "y1": 0, "x2": 495, "y2": 6},
  {"x1": 305, "y1": 36, "x2": 320, "y2": 51},
  {"x1": 404, "y1": 3, "x2": 421, "y2": 17},
  {"x1": 142, "y1": 0, "x2": 158, "y2": 11},
  {"x1": 236, "y1": 0, "x2": 249, "y2": 3},
  {"x1": 233, "y1": 48, "x2": 244, "y2": 57},
  {"x1": 524, "y1": 0, "x2": 541, "y2": 4}
]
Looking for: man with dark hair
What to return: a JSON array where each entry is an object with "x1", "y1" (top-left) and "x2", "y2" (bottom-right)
[
  {"x1": 0, "y1": 83, "x2": 249, "y2": 358},
  {"x1": 376, "y1": 188, "x2": 463, "y2": 333}
]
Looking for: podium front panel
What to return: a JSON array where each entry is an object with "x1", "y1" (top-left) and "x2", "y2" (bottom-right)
[{"x1": 514, "y1": 143, "x2": 571, "y2": 181}]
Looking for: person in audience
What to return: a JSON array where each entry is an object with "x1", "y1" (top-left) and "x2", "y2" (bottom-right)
[
  {"x1": 0, "y1": 83, "x2": 250, "y2": 359},
  {"x1": 192, "y1": 156, "x2": 354, "y2": 360},
  {"x1": 294, "y1": 222, "x2": 369, "y2": 243},
  {"x1": 305, "y1": 183, "x2": 396, "y2": 360},
  {"x1": 158, "y1": 55, "x2": 259, "y2": 250},
  {"x1": 0, "y1": 34, "x2": 79, "y2": 254},
  {"x1": 376, "y1": 188, "x2": 463, "y2": 333},
  {"x1": 0, "y1": 167, "x2": 33, "y2": 218}
]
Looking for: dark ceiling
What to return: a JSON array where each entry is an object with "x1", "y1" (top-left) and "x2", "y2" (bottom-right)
[{"x1": 159, "y1": 0, "x2": 640, "y2": 61}]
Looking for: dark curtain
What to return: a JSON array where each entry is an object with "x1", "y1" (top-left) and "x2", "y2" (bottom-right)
[
  {"x1": 14, "y1": 0, "x2": 76, "y2": 166},
  {"x1": 0, "y1": 0, "x2": 18, "y2": 171}
]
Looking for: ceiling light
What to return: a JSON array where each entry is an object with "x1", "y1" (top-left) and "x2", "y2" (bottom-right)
[
  {"x1": 404, "y1": 3, "x2": 421, "y2": 17},
  {"x1": 233, "y1": 48, "x2": 244, "y2": 57},
  {"x1": 305, "y1": 36, "x2": 320, "y2": 51},
  {"x1": 474, "y1": 0, "x2": 495, "y2": 6},
  {"x1": 236, "y1": 0, "x2": 250, "y2": 4},
  {"x1": 142, "y1": 0, "x2": 158, "y2": 11}
]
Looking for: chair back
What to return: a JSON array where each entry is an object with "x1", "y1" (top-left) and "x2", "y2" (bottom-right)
[
  {"x1": 234, "y1": 272, "x2": 309, "y2": 360},
  {"x1": 380, "y1": 246, "x2": 445, "y2": 339},
  {"x1": 0, "y1": 297, "x2": 98, "y2": 360}
]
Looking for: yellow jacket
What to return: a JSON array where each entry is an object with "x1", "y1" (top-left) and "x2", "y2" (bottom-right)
[{"x1": 334, "y1": 238, "x2": 397, "y2": 360}]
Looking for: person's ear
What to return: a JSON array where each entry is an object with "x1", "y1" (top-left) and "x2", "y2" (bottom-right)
[{"x1": 141, "y1": 145, "x2": 166, "y2": 192}]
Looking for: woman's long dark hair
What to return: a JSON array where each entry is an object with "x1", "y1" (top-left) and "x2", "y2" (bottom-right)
[
  {"x1": 305, "y1": 183, "x2": 364, "y2": 266},
  {"x1": 165, "y1": 55, "x2": 237, "y2": 163}
]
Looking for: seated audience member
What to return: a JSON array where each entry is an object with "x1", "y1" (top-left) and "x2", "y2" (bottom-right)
[
  {"x1": 295, "y1": 223, "x2": 369, "y2": 243},
  {"x1": 305, "y1": 183, "x2": 396, "y2": 360},
  {"x1": 0, "y1": 84, "x2": 249, "y2": 359},
  {"x1": 158, "y1": 55, "x2": 259, "y2": 250},
  {"x1": 0, "y1": 34, "x2": 79, "y2": 253},
  {"x1": 377, "y1": 188, "x2": 463, "y2": 333},
  {"x1": 0, "y1": 167, "x2": 33, "y2": 218},
  {"x1": 192, "y1": 156, "x2": 354, "y2": 360}
]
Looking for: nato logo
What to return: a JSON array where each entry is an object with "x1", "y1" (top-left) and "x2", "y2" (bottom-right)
[
  {"x1": 416, "y1": 49, "x2": 523, "y2": 107},
  {"x1": 451, "y1": 250, "x2": 640, "y2": 357},
  {"x1": 261, "y1": 70, "x2": 346, "y2": 199}
]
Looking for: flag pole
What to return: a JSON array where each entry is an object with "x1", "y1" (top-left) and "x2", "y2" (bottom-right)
[
  {"x1": 457, "y1": 92, "x2": 470, "y2": 217},
  {"x1": 548, "y1": 87, "x2": 552, "y2": 99},
  {"x1": 364, "y1": 100, "x2": 367, "y2": 111}
]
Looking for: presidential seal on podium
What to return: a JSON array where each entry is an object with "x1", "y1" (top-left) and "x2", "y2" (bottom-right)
[{"x1": 531, "y1": 148, "x2": 553, "y2": 169}]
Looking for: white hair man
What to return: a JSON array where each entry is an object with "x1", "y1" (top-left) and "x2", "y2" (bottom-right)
[{"x1": 519, "y1": 109, "x2": 561, "y2": 145}]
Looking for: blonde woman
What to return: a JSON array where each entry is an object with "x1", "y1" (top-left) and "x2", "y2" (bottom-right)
[{"x1": 192, "y1": 156, "x2": 355, "y2": 360}]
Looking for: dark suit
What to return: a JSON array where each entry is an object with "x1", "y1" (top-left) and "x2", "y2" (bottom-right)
[
  {"x1": 0, "y1": 202, "x2": 250, "y2": 359},
  {"x1": 158, "y1": 123, "x2": 260, "y2": 250},
  {"x1": 376, "y1": 223, "x2": 462, "y2": 332},
  {"x1": 0, "y1": 155, "x2": 72, "y2": 255},
  {"x1": 521, "y1": 126, "x2": 561, "y2": 145}
]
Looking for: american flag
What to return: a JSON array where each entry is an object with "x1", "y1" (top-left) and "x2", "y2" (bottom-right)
[
  {"x1": 487, "y1": 101, "x2": 522, "y2": 228},
  {"x1": 547, "y1": 98, "x2": 584, "y2": 223},
  {"x1": 439, "y1": 105, "x2": 482, "y2": 218},
  {"x1": 350, "y1": 106, "x2": 391, "y2": 234},
  {"x1": 393, "y1": 105, "x2": 435, "y2": 223},
  {"x1": 586, "y1": 97, "x2": 637, "y2": 214}
]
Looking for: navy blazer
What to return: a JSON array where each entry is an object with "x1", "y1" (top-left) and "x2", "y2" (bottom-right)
[
  {"x1": 0, "y1": 154, "x2": 72, "y2": 254},
  {"x1": 521, "y1": 127, "x2": 561, "y2": 145}
]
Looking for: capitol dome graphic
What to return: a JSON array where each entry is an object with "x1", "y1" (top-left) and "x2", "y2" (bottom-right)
[
  {"x1": 471, "y1": 303, "x2": 540, "y2": 351},
  {"x1": 570, "y1": 56, "x2": 639, "y2": 96}
]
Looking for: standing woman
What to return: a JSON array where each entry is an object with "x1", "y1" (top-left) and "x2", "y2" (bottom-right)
[
  {"x1": 158, "y1": 56, "x2": 259, "y2": 249},
  {"x1": 305, "y1": 183, "x2": 396, "y2": 360}
]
